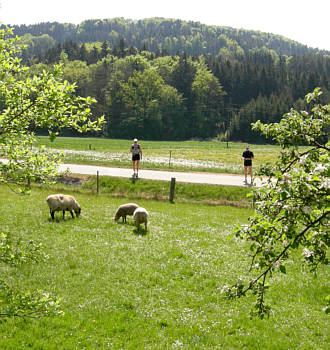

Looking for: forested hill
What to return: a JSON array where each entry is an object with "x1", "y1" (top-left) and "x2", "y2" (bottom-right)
[
  {"x1": 2, "y1": 18, "x2": 330, "y2": 142},
  {"x1": 3, "y1": 17, "x2": 328, "y2": 57}
]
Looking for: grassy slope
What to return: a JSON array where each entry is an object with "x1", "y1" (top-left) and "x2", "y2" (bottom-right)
[
  {"x1": 0, "y1": 186, "x2": 328, "y2": 349},
  {"x1": 36, "y1": 136, "x2": 281, "y2": 173}
]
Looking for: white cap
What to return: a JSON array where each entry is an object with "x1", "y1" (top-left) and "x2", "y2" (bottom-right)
[
  {"x1": 246, "y1": 145, "x2": 249, "y2": 148},
  {"x1": 134, "y1": 138, "x2": 138, "y2": 142}
]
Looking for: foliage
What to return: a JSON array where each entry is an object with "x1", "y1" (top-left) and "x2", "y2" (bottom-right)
[
  {"x1": 0, "y1": 232, "x2": 63, "y2": 320},
  {"x1": 0, "y1": 232, "x2": 45, "y2": 267},
  {"x1": 0, "y1": 281, "x2": 62, "y2": 320},
  {"x1": 0, "y1": 27, "x2": 104, "y2": 320},
  {"x1": 4, "y1": 18, "x2": 327, "y2": 57},
  {"x1": 0, "y1": 27, "x2": 105, "y2": 192},
  {"x1": 191, "y1": 59, "x2": 226, "y2": 138},
  {"x1": 223, "y1": 89, "x2": 329, "y2": 317},
  {"x1": 4, "y1": 19, "x2": 329, "y2": 141}
]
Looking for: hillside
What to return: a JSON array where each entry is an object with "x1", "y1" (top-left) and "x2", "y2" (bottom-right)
[
  {"x1": 2, "y1": 18, "x2": 329, "y2": 141},
  {"x1": 3, "y1": 17, "x2": 329, "y2": 57}
]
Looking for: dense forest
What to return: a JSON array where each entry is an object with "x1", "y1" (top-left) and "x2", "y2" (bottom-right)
[{"x1": 3, "y1": 18, "x2": 330, "y2": 141}]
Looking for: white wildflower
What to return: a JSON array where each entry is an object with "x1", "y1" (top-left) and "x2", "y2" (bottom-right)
[{"x1": 172, "y1": 340, "x2": 184, "y2": 348}]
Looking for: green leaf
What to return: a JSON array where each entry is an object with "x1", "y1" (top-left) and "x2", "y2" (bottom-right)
[{"x1": 279, "y1": 265, "x2": 286, "y2": 274}]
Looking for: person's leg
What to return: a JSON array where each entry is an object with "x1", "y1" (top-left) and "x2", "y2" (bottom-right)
[
  {"x1": 132, "y1": 160, "x2": 136, "y2": 175},
  {"x1": 249, "y1": 166, "x2": 253, "y2": 182},
  {"x1": 244, "y1": 166, "x2": 247, "y2": 181},
  {"x1": 135, "y1": 160, "x2": 140, "y2": 177}
]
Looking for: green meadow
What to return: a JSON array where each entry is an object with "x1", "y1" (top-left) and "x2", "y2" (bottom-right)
[
  {"x1": 0, "y1": 184, "x2": 328, "y2": 349},
  {"x1": 56, "y1": 175, "x2": 252, "y2": 207},
  {"x1": 36, "y1": 136, "x2": 281, "y2": 174}
]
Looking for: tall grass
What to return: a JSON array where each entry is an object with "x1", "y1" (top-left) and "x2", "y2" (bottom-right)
[{"x1": 0, "y1": 186, "x2": 328, "y2": 349}]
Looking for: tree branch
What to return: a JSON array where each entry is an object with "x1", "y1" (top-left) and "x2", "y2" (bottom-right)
[
  {"x1": 281, "y1": 146, "x2": 318, "y2": 175},
  {"x1": 0, "y1": 99, "x2": 37, "y2": 136},
  {"x1": 241, "y1": 210, "x2": 329, "y2": 295}
]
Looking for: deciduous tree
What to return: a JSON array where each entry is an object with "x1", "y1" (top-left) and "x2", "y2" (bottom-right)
[
  {"x1": 223, "y1": 88, "x2": 329, "y2": 317},
  {"x1": 0, "y1": 27, "x2": 105, "y2": 319},
  {"x1": 0, "y1": 27, "x2": 104, "y2": 192}
]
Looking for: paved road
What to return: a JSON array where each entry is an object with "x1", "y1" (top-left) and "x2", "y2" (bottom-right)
[
  {"x1": 0, "y1": 158, "x2": 260, "y2": 187},
  {"x1": 58, "y1": 163, "x2": 261, "y2": 187}
]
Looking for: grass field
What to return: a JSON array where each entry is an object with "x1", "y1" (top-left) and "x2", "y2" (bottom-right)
[
  {"x1": 36, "y1": 136, "x2": 282, "y2": 174},
  {"x1": 0, "y1": 185, "x2": 329, "y2": 349},
  {"x1": 53, "y1": 174, "x2": 252, "y2": 207}
]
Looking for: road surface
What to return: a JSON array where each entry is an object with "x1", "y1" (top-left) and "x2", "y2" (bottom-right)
[
  {"x1": 0, "y1": 158, "x2": 261, "y2": 187},
  {"x1": 58, "y1": 163, "x2": 261, "y2": 187}
]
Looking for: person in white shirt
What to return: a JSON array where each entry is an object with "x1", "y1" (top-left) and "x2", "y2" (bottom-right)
[{"x1": 130, "y1": 138, "x2": 143, "y2": 178}]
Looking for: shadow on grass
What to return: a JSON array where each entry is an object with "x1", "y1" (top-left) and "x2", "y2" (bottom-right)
[
  {"x1": 116, "y1": 220, "x2": 135, "y2": 226},
  {"x1": 133, "y1": 228, "x2": 148, "y2": 236},
  {"x1": 115, "y1": 220, "x2": 147, "y2": 235},
  {"x1": 47, "y1": 216, "x2": 77, "y2": 223}
]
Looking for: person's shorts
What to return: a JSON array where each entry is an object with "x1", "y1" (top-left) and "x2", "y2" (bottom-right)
[
  {"x1": 244, "y1": 160, "x2": 252, "y2": 167},
  {"x1": 132, "y1": 154, "x2": 140, "y2": 161}
]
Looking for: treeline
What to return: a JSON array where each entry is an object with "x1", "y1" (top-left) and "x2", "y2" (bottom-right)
[
  {"x1": 3, "y1": 17, "x2": 328, "y2": 57},
  {"x1": 4, "y1": 18, "x2": 330, "y2": 141},
  {"x1": 30, "y1": 53, "x2": 226, "y2": 140}
]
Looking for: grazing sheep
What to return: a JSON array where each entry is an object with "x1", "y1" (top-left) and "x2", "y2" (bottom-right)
[
  {"x1": 114, "y1": 203, "x2": 139, "y2": 223},
  {"x1": 46, "y1": 194, "x2": 81, "y2": 220},
  {"x1": 133, "y1": 207, "x2": 149, "y2": 231}
]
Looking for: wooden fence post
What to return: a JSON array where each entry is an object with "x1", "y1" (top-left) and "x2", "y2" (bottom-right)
[
  {"x1": 169, "y1": 177, "x2": 176, "y2": 203},
  {"x1": 97, "y1": 170, "x2": 100, "y2": 194}
]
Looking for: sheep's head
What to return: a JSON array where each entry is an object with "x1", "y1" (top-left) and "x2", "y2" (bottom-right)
[{"x1": 75, "y1": 207, "x2": 81, "y2": 217}]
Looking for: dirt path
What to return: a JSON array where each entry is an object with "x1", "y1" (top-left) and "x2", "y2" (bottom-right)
[{"x1": 58, "y1": 163, "x2": 261, "y2": 187}]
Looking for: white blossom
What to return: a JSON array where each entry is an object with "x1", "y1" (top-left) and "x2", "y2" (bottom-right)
[{"x1": 302, "y1": 248, "x2": 314, "y2": 258}]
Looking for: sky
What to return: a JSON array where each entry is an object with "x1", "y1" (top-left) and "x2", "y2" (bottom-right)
[{"x1": 1, "y1": 0, "x2": 329, "y2": 51}]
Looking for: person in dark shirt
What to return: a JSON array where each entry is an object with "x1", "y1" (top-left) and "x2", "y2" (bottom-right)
[
  {"x1": 242, "y1": 145, "x2": 254, "y2": 183},
  {"x1": 130, "y1": 138, "x2": 142, "y2": 178}
]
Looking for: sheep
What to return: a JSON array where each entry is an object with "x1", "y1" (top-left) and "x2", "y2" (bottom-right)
[
  {"x1": 114, "y1": 203, "x2": 139, "y2": 223},
  {"x1": 46, "y1": 194, "x2": 81, "y2": 220},
  {"x1": 133, "y1": 207, "x2": 149, "y2": 231}
]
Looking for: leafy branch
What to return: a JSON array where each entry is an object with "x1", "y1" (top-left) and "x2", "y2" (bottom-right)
[
  {"x1": 0, "y1": 26, "x2": 106, "y2": 321},
  {"x1": 223, "y1": 88, "x2": 330, "y2": 317}
]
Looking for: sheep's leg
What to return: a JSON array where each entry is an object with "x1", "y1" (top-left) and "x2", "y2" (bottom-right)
[
  {"x1": 62, "y1": 211, "x2": 65, "y2": 220},
  {"x1": 70, "y1": 210, "x2": 74, "y2": 218},
  {"x1": 50, "y1": 210, "x2": 55, "y2": 220},
  {"x1": 145, "y1": 222, "x2": 147, "y2": 230},
  {"x1": 123, "y1": 215, "x2": 126, "y2": 223}
]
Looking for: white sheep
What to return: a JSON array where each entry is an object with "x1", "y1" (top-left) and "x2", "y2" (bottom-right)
[
  {"x1": 133, "y1": 207, "x2": 149, "y2": 231},
  {"x1": 114, "y1": 203, "x2": 140, "y2": 223},
  {"x1": 46, "y1": 194, "x2": 81, "y2": 220}
]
